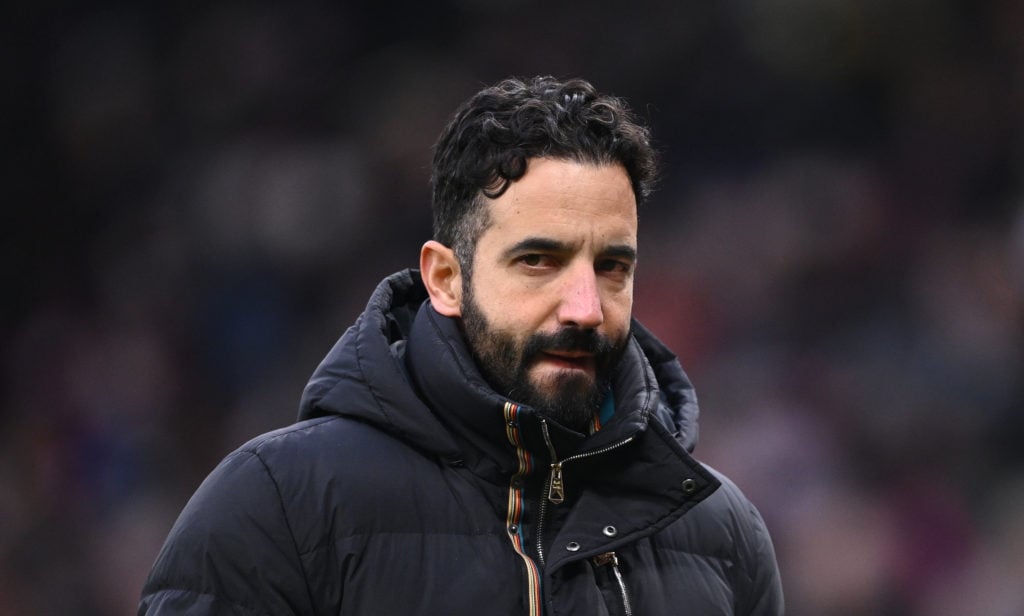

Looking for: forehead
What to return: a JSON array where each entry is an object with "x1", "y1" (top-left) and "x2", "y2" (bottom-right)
[{"x1": 480, "y1": 158, "x2": 638, "y2": 247}]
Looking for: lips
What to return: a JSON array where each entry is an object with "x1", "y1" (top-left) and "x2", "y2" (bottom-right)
[{"x1": 539, "y1": 351, "x2": 596, "y2": 372}]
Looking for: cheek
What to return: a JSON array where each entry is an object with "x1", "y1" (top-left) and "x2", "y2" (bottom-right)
[
  {"x1": 498, "y1": 292, "x2": 560, "y2": 326},
  {"x1": 506, "y1": 305, "x2": 552, "y2": 336},
  {"x1": 603, "y1": 287, "x2": 633, "y2": 324},
  {"x1": 601, "y1": 301, "x2": 633, "y2": 346}
]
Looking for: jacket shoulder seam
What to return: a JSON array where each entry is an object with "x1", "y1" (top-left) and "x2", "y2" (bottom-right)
[
  {"x1": 237, "y1": 415, "x2": 340, "y2": 453},
  {"x1": 236, "y1": 448, "x2": 319, "y2": 612}
]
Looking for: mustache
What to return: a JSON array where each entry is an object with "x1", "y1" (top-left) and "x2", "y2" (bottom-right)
[{"x1": 521, "y1": 327, "x2": 618, "y2": 361}]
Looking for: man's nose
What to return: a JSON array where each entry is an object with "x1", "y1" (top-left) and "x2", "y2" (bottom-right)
[{"x1": 558, "y1": 267, "x2": 604, "y2": 330}]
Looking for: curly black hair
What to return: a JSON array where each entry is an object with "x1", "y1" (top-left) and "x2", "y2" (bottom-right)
[{"x1": 430, "y1": 76, "x2": 658, "y2": 275}]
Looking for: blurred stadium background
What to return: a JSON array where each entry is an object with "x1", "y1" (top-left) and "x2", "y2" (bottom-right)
[{"x1": 4, "y1": 2, "x2": 1023, "y2": 614}]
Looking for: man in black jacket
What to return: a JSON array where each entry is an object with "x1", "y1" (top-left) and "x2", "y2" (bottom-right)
[{"x1": 140, "y1": 76, "x2": 784, "y2": 615}]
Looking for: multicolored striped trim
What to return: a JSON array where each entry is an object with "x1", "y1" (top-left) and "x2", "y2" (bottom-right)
[
  {"x1": 590, "y1": 392, "x2": 616, "y2": 434},
  {"x1": 503, "y1": 401, "x2": 543, "y2": 616}
]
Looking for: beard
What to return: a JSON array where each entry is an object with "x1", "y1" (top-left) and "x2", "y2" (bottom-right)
[{"x1": 460, "y1": 284, "x2": 628, "y2": 433}]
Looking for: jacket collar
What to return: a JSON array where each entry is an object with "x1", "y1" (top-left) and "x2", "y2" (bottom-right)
[{"x1": 405, "y1": 292, "x2": 675, "y2": 481}]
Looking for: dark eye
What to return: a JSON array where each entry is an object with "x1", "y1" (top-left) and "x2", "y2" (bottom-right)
[
  {"x1": 597, "y1": 259, "x2": 632, "y2": 274},
  {"x1": 517, "y1": 253, "x2": 560, "y2": 268}
]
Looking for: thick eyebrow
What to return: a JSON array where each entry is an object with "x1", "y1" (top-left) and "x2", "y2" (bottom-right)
[
  {"x1": 602, "y1": 244, "x2": 638, "y2": 262},
  {"x1": 501, "y1": 237, "x2": 573, "y2": 261},
  {"x1": 501, "y1": 237, "x2": 637, "y2": 262}
]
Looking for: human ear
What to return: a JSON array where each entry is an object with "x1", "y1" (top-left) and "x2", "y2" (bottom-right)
[{"x1": 420, "y1": 240, "x2": 463, "y2": 317}]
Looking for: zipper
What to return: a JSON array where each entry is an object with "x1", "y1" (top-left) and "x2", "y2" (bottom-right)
[
  {"x1": 536, "y1": 419, "x2": 635, "y2": 566},
  {"x1": 593, "y1": 552, "x2": 633, "y2": 616},
  {"x1": 535, "y1": 475, "x2": 551, "y2": 566},
  {"x1": 540, "y1": 419, "x2": 635, "y2": 505}
]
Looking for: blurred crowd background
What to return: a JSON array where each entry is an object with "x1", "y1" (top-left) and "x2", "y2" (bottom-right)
[{"x1": 4, "y1": 1, "x2": 1023, "y2": 614}]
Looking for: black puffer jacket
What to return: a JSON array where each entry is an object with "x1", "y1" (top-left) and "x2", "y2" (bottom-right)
[{"x1": 139, "y1": 270, "x2": 783, "y2": 615}]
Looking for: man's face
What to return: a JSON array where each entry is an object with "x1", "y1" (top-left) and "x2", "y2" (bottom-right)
[{"x1": 460, "y1": 158, "x2": 638, "y2": 431}]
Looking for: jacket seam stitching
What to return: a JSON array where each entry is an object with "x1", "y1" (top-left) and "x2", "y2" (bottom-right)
[
  {"x1": 240, "y1": 416, "x2": 337, "y2": 451},
  {"x1": 244, "y1": 450, "x2": 319, "y2": 615}
]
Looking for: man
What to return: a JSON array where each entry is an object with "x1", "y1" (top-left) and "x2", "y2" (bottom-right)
[{"x1": 139, "y1": 76, "x2": 784, "y2": 615}]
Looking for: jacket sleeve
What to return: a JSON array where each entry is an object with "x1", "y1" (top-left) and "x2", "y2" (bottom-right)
[
  {"x1": 138, "y1": 449, "x2": 314, "y2": 615},
  {"x1": 737, "y1": 498, "x2": 785, "y2": 615},
  {"x1": 707, "y1": 467, "x2": 785, "y2": 616}
]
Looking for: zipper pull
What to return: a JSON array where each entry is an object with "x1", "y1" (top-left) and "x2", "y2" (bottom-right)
[
  {"x1": 592, "y1": 551, "x2": 618, "y2": 567},
  {"x1": 548, "y1": 462, "x2": 565, "y2": 504},
  {"x1": 540, "y1": 419, "x2": 566, "y2": 504},
  {"x1": 593, "y1": 552, "x2": 633, "y2": 616}
]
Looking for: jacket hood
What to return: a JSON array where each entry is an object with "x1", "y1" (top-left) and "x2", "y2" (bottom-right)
[
  {"x1": 630, "y1": 319, "x2": 702, "y2": 453},
  {"x1": 298, "y1": 269, "x2": 703, "y2": 460},
  {"x1": 298, "y1": 270, "x2": 463, "y2": 462}
]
